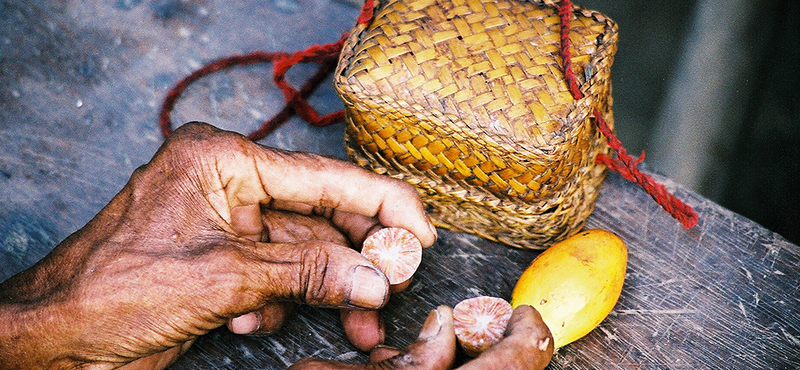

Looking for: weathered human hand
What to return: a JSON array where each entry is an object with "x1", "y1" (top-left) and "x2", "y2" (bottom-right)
[
  {"x1": 0, "y1": 122, "x2": 436, "y2": 370},
  {"x1": 289, "y1": 305, "x2": 554, "y2": 370}
]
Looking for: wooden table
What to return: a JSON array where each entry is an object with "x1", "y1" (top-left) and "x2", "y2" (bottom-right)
[{"x1": 2, "y1": 1, "x2": 798, "y2": 368}]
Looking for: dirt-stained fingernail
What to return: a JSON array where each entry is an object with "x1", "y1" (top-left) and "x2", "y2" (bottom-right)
[
  {"x1": 229, "y1": 312, "x2": 261, "y2": 334},
  {"x1": 426, "y1": 215, "x2": 438, "y2": 242},
  {"x1": 348, "y1": 265, "x2": 389, "y2": 309},
  {"x1": 378, "y1": 313, "x2": 386, "y2": 343},
  {"x1": 417, "y1": 307, "x2": 444, "y2": 341},
  {"x1": 369, "y1": 344, "x2": 403, "y2": 363}
]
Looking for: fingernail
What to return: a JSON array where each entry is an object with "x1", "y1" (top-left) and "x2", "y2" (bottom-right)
[
  {"x1": 369, "y1": 344, "x2": 402, "y2": 363},
  {"x1": 378, "y1": 313, "x2": 386, "y2": 344},
  {"x1": 417, "y1": 307, "x2": 443, "y2": 341},
  {"x1": 229, "y1": 312, "x2": 261, "y2": 334},
  {"x1": 426, "y1": 215, "x2": 438, "y2": 242},
  {"x1": 348, "y1": 265, "x2": 388, "y2": 309}
]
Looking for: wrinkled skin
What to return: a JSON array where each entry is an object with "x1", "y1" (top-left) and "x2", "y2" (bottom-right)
[
  {"x1": 0, "y1": 122, "x2": 435, "y2": 369},
  {"x1": 0, "y1": 122, "x2": 554, "y2": 370}
]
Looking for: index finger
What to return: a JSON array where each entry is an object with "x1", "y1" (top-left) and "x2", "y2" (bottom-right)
[
  {"x1": 175, "y1": 123, "x2": 437, "y2": 247},
  {"x1": 256, "y1": 150, "x2": 437, "y2": 248}
]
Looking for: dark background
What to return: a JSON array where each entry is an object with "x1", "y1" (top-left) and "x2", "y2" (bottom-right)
[{"x1": 578, "y1": 0, "x2": 799, "y2": 244}]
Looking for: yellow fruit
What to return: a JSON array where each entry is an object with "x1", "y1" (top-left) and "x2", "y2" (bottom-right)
[{"x1": 511, "y1": 229, "x2": 627, "y2": 348}]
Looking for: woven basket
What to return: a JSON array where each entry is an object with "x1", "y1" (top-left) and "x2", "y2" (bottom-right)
[{"x1": 334, "y1": 0, "x2": 618, "y2": 249}]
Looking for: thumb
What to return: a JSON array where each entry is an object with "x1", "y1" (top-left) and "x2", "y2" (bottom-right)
[
  {"x1": 239, "y1": 240, "x2": 390, "y2": 311},
  {"x1": 288, "y1": 306, "x2": 456, "y2": 370}
]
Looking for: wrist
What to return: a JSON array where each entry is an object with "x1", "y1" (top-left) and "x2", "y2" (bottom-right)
[
  {"x1": 0, "y1": 184, "x2": 135, "y2": 370},
  {"x1": 0, "y1": 239, "x2": 98, "y2": 369},
  {"x1": 0, "y1": 295, "x2": 74, "y2": 369}
]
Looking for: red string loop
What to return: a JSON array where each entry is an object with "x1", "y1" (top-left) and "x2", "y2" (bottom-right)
[
  {"x1": 159, "y1": 0, "x2": 375, "y2": 139},
  {"x1": 157, "y1": 47, "x2": 341, "y2": 140},
  {"x1": 272, "y1": 36, "x2": 347, "y2": 128},
  {"x1": 159, "y1": 51, "x2": 285, "y2": 138}
]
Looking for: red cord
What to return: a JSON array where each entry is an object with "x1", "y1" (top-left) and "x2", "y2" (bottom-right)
[
  {"x1": 593, "y1": 109, "x2": 699, "y2": 228},
  {"x1": 159, "y1": 0, "x2": 375, "y2": 139},
  {"x1": 159, "y1": 51, "x2": 282, "y2": 137},
  {"x1": 247, "y1": 54, "x2": 340, "y2": 140},
  {"x1": 557, "y1": 0, "x2": 698, "y2": 228},
  {"x1": 357, "y1": 0, "x2": 375, "y2": 24},
  {"x1": 271, "y1": 36, "x2": 348, "y2": 129},
  {"x1": 557, "y1": 1, "x2": 584, "y2": 100}
]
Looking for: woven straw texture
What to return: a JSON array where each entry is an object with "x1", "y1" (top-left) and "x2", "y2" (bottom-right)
[{"x1": 335, "y1": 0, "x2": 618, "y2": 249}]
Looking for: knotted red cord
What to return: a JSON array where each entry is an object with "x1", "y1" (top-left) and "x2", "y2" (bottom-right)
[
  {"x1": 593, "y1": 109, "x2": 698, "y2": 228},
  {"x1": 158, "y1": 0, "x2": 697, "y2": 228},
  {"x1": 158, "y1": 0, "x2": 375, "y2": 140},
  {"x1": 557, "y1": 0, "x2": 698, "y2": 228}
]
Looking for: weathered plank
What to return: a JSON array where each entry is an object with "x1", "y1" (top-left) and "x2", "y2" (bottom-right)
[{"x1": 1, "y1": 1, "x2": 798, "y2": 369}]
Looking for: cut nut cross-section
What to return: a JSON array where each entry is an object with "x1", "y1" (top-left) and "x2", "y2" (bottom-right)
[
  {"x1": 452, "y1": 296, "x2": 513, "y2": 356},
  {"x1": 361, "y1": 227, "x2": 423, "y2": 285}
]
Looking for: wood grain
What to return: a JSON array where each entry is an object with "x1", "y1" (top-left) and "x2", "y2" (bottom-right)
[{"x1": 1, "y1": 0, "x2": 798, "y2": 368}]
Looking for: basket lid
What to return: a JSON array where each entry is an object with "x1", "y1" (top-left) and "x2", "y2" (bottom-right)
[{"x1": 336, "y1": 0, "x2": 617, "y2": 151}]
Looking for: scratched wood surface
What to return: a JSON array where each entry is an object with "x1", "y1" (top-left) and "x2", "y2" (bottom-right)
[{"x1": 1, "y1": 1, "x2": 799, "y2": 369}]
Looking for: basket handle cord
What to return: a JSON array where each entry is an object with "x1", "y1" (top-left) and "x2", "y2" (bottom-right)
[
  {"x1": 558, "y1": 0, "x2": 698, "y2": 228},
  {"x1": 158, "y1": 0, "x2": 375, "y2": 140},
  {"x1": 158, "y1": 0, "x2": 697, "y2": 229}
]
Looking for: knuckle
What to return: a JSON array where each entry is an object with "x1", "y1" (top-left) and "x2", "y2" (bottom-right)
[
  {"x1": 298, "y1": 244, "x2": 333, "y2": 305},
  {"x1": 124, "y1": 164, "x2": 150, "y2": 196},
  {"x1": 170, "y1": 121, "x2": 216, "y2": 139},
  {"x1": 167, "y1": 121, "x2": 246, "y2": 158},
  {"x1": 392, "y1": 177, "x2": 423, "y2": 202},
  {"x1": 211, "y1": 246, "x2": 263, "y2": 309}
]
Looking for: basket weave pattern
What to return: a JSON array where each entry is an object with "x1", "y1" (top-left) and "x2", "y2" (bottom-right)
[{"x1": 335, "y1": 0, "x2": 618, "y2": 248}]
